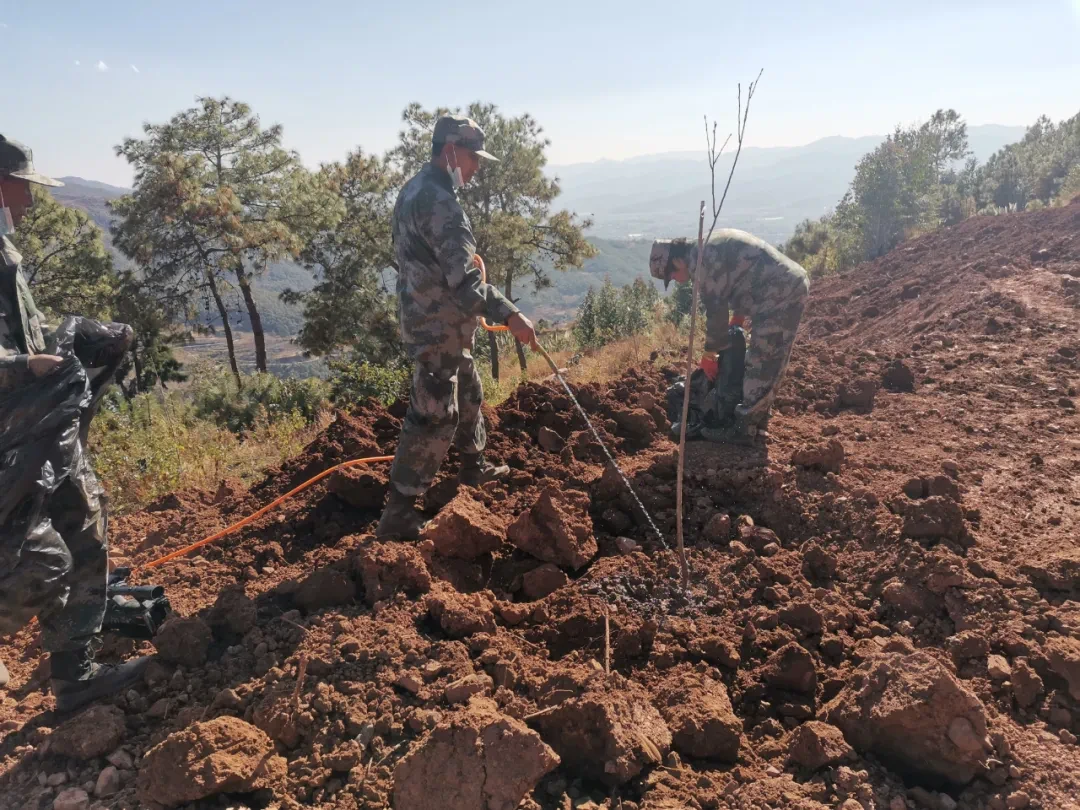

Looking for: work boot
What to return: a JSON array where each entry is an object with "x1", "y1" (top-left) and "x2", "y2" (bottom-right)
[
  {"x1": 51, "y1": 646, "x2": 152, "y2": 714},
  {"x1": 458, "y1": 454, "x2": 510, "y2": 487},
  {"x1": 0, "y1": 658, "x2": 9, "y2": 688},
  {"x1": 375, "y1": 488, "x2": 425, "y2": 540}
]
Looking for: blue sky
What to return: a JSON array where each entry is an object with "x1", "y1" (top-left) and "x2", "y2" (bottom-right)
[{"x1": 5, "y1": 0, "x2": 1079, "y2": 187}]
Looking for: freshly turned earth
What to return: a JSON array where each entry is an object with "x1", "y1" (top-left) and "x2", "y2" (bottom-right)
[{"x1": 1, "y1": 203, "x2": 1079, "y2": 808}]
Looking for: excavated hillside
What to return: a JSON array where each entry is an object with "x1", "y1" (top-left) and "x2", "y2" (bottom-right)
[{"x1": 1, "y1": 201, "x2": 1078, "y2": 810}]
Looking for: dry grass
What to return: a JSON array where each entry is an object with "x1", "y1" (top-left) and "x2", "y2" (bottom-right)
[{"x1": 91, "y1": 399, "x2": 330, "y2": 513}]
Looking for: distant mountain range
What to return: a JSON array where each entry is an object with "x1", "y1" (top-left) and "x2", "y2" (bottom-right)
[
  {"x1": 545, "y1": 124, "x2": 1026, "y2": 242},
  {"x1": 49, "y1": 123, "x2": 1028, "y2": 328}
]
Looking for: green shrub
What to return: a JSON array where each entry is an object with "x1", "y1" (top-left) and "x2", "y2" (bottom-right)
[
  {"x1": 190, "y1": 365, "x2": 329, "y2": 433},
  {"x1": 329, "y1": 359, "x2": 410, "y2": 406}
]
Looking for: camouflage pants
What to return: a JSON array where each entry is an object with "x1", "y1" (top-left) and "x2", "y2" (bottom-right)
[
  {"x1": 0, "y1": 465, "x2": 108, "y2": 653},
  {"x1": 736, "y1": 281, "x2": 809, "y2": 428},
  {"x1": 389, "y1": 346, "x2": 486, "y2": 497}
]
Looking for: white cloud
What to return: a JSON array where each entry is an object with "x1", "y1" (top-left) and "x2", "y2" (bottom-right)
[
  {"x1": 130, "y1": 64, "x2": 139, "y2": 74},
  {"x1": 96, "y1": 60, "x2": 108, "y2": 72},
  {"x1": 74, "y1": 60, "x2": 81, "y2": 67},
  {"x1": 0, "y1": 23, "x2": 8, "y2": 29}
]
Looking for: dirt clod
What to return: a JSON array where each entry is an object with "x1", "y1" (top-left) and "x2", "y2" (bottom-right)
[
  {"x1": 52, "y1": 788, "x2": 90, "y2": 810},
  {"x1": 791, "y1": 438, "x2": 845, "y2": 473},
  {"x1": 882, "y1": 359, "x2": 916, "y2": 392},
  {"x1": 393, "y1": 698, "x2": 559, "y2": 810},
  {"x1": 761, "y1": 642, "x2": 818, "y2": 696},
  {"x1": 50, "y1": 705, "x2": 126, "y2": 761},
  {"x1": 508, "y1": 486, "x2": 597, "y2": 570},
  {"x1": 294, "y1": 565, "x2": 355, "y2": 611},
  {"x1": 153, "y1": 615, "x2": 212, "y2": 667},
  {"x1": 328, "y1": 465, "x2": 388, "y2": 510},
  {"x1": 823, "y1": 651, "x2": 990, "y2": 785},
  {"x1": 788, "y1": 721, "x2": 854, "y2": 770},
  {"x1": 1011, "y1": 659, "x2": 1044, "y2": 708},
  {"x1": 136, "y1": 716, "x2": 286, "y2": 808},
  {"x1": 522, "y1": 563, "x2": 569, "y2": 600},
  {"x1": 353, "y1": 540, "x2": 432, "y2": 605},
  {"x1": 655, "y1": 668, "x2": 741, "y2": 762},
  {"x1": 428, "y1": 588, "x2": 496, "y2": 638},
  {"x1": 536, "y1": 676, "x2": 671, "y2": 786},
  {"x1": 421, "y1": 491, "x2": 506, "y2": 559}
]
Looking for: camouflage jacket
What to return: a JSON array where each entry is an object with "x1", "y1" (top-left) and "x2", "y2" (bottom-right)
[
  {"x1": 391, "y1": 163, "x2": 518, "y2": 356},
  {"x1": 689, "y1": 229, "x2": 809, "y2": 352},
  {"x1": 0, "y1": 236, "x2": 48, "y2": 389}
]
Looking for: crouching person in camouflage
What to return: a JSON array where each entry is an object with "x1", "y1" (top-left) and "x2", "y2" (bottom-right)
[
  {"x1": 377, "y1": 115, "x2": 538, "y2": 539},
  {"x1": 0, "y1": 135, "x2": 150, "y2": 709},
  {"x1": 650, "y1": 229, "x2": 810, "y2": 444}
]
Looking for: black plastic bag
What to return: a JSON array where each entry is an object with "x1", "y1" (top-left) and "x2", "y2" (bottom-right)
[{"x1": 0, "y1": 317, "x2": 131, "y2": 528}]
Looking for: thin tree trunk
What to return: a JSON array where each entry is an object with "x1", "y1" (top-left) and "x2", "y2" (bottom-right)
[
  {"x1": 506, "y1": 271, "x2": 527, "y2": 373},
  {"x1": 488, "y1": 330, "x2": 500, "y2": 382},
  {"x1": 205, "y1": 269, "x2": 241, "y2": 385},
  {"x1": 235, "y1": 266, "x2": 268, "y2": 373}
]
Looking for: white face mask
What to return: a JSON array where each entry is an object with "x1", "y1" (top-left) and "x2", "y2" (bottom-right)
[
  {"x1": 447, "y1": 146, "x2": 465, "y2": 190},
  {"x1": 0, "y1": 186, "x2": 13, "y2": 236}
]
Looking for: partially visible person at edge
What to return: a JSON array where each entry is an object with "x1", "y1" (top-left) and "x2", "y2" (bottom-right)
[
  {"x1": 0, "y1": 135, "x2": 150, "y2": 709},
  {"x1": 650, "y1": 228, "x2": 810, "y2": 444},
  {"x1": 376, "y1": 115, "x2": 538, "y2": 539}
]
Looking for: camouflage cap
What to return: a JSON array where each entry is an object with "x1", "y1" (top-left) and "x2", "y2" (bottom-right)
[
  {"x1": 432, "y1": 115, "x2": 499, "y2": 162},
  {"x1": 650, "y1": 238, "x2": 690, "y2": 289},
  {"x1": 0, "y1": 136, "x2": 63, "y2": 187}
]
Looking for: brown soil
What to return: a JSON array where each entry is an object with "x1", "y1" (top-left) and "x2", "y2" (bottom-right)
[{"x1": 2, "y1": 202, "x2": 1080, "y2": 809}]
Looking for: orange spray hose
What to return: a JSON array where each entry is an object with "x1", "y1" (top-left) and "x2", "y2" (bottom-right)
[
  {"x1": 141, "y1": 255, "x2": 510, "y2": 571},
  {"x1": 140, "y1": 456, "x2": 393, "y2": 570}
]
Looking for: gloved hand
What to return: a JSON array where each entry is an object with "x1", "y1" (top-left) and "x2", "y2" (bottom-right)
[{"x1": 699, "y1": 352, "x2": 719, "y2": 382}]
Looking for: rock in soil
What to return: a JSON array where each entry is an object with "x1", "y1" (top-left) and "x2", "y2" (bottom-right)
[
  {"x1": 1046, "y1": 636, "x2": 1080, "y2": 700},
  {"x1": 703, "y1": 513, "x2": 731, "y2": 544},
  {"x1": 136, "y1": 716, "x2": 286, "y2": 808},
  {"x1": 294, "y1": 565, "x2": 355, "y2": 611},
  {"x1": 94, "y1": 765, "x2": 121, "y2": 798},
  {"x1": 352, "y1": 541, "x2": 432, "y2": 605},
  {"x1": 791, "y1": 438, "x2": 845, "y2": 473},
  {"x1": 153, "y1": 615, "x2": 212, "y2": 667},
  {"x1": 393, "y1": 698, "x2": 559, "y2": 810},
  {"x1": 52, "y1": 788, "x2": 90, "y2": 810},
  {"x1": 761, "y1": 641, "x2": 818, "y2": 695},
  {"x1": 427, "y1": 587, "x2": 496, "y2": 638},
  {"x1": 508, "y1": 486, "x2": 597, "y2": 570},
  {"x1": 522, "y1": 563, "x2": 569, "y2": 600},
  {"x1": 654, "y1": 668, "x2": 741, "y2": 762},
  {"x1": 823, "y1": 651, "x2": 990, "y2": 786},
  {"x1": 536, "y1": 675, "x2": 671, "y2": 786},
  {"x1": 788, "y1": 721, "x2": 854, "y2": 770},
  {"x1": 987, "y1": 654, "x2": 1012, "y2": 681},
  {"x1": 328, "y1": 464, "x2": 388, "y2": 510},
  {"x1": 421, "y1": 491, "x2": 507, "y2": 559},
  {"x1": 51, "y1": 704, "x2": 126, "y2": 760}
]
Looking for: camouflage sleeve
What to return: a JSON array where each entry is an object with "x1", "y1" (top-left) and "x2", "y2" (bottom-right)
[
  {"x1": 0, "y1": 354, "x2": 33, "y2": 387},
  {"x1": 428, "y1": 195, "x2": 519, "y2": 324},
  {"x1": 702, "y1": 294, "x2": 731, "y2": 353}
]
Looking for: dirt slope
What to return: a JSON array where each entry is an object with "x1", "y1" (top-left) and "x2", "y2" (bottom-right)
[{"x1": 1, "y1": 201, "x2": 1078, "y2": 810}]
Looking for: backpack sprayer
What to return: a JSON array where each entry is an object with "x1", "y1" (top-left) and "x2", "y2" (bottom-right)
[{"x1": 103, "y1": 567, "x2": 173, "y2": 639}]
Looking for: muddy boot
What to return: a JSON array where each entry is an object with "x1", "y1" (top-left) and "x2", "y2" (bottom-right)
[
  {"x1": 0, "y1": 658, "x2": 8, "y2": 688},
  {"x1": 375, "y1": 488, "x2": 425, "y2": 540},
  {"x1": 51, "y1": 646, "x2": 152, "y2": 714},
  {"x1": 458, "y1": 453, "x2": 509, "y2": 487}
]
